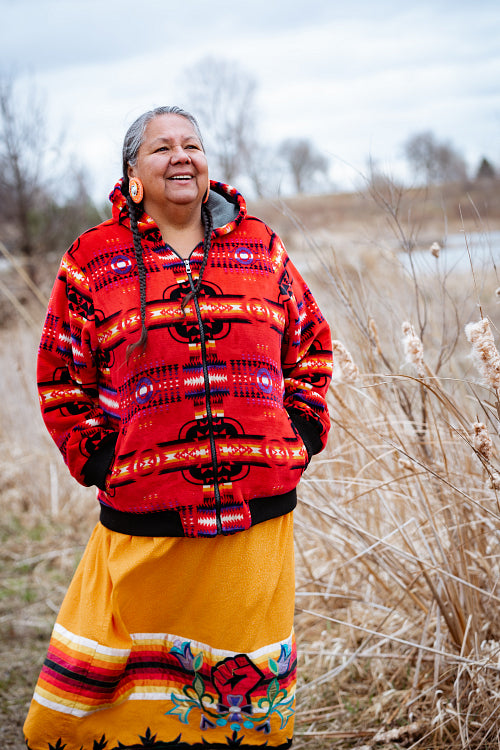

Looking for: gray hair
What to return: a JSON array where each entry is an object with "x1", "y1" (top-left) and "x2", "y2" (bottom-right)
[{"x1": 121, "y1": 106, "x2": 204, "y2": 195}]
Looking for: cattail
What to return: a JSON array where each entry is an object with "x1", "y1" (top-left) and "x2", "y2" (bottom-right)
[
  {"x1": 472, "y1": 422, "x2": 493, "y2": 462},
  {"x1": 464, "y1": 318, "x2": 500, "y2": 390},
  {"x1": 332, "y1": 340, "x2": 359, "y2": 384},
  {"x1": 430, "y1": 241, "x2": 441, "y2": 258},
  {"x1": 402, "y1": 322, "x2": 425, "y2": 377},
  {"x1": 368, "y1": 316, "x2": 382, "y2": 356},
  {"x1": 397, "y1": 455, "x2": 415, "y2": 471}
]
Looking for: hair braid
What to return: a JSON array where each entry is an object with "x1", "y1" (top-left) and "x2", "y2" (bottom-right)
[
  {"x1": 181, "y1": 202, "x2": 214, "y2": 314},
  {"x1": 126, "y1": 196, "x2": 148, "y2": 360}
]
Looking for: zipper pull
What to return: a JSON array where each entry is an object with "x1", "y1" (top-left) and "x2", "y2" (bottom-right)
[{"x1": 184, "y1": 259, "x2": 192, "y2": 276}]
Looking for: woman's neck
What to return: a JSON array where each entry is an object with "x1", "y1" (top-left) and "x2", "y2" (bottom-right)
[
  {"x1": 159, "y1": 222, "x2": 204, "y2": 259},
  {"x1": 147, "y1": 203, "x2": 204, "y2": 259}
]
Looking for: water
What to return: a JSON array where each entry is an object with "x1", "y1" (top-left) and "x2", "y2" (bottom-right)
[
  {"x1": 400, "y1": 230, "x2": 500, "y2": 276},
  {"x1": 2, "y1": 232, "x2": 499, "y2": 279}
]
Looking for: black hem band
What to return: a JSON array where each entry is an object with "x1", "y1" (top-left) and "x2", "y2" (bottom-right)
[
  {"x1": 99, "y1": 489, "x2": 297, "y2": 537},
  {"x1": 106, "y1": 740, "x2": 292, "y2": 749}
]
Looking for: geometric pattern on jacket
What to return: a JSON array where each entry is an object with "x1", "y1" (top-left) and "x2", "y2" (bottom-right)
[{"x1": 37, "y1": 180, "x2": 333, "y2": 537}]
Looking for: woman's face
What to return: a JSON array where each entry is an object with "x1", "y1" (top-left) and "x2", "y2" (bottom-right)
[{"x1": 128, "y1": 113, "x2": 209, "y2": 217}]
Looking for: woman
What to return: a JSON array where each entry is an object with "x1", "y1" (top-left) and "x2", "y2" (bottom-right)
[{"x1": 24, "y1": 106, "x2": 332, "y2": 749}]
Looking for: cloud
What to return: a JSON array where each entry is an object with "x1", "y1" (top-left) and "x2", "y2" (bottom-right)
[
  {"x1": 1, "y1": 0, "x2": 348, "y2": 74},
  {"x1": 1, "y1": 0, "x2": 499, "y2": 199}
]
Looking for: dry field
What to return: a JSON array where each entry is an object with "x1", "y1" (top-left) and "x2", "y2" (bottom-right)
[{"x1": 1, "y1": 178, "x2": 500, "y2": 748}]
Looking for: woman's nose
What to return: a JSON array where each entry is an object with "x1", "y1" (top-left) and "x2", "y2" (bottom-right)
[{"x1": 171, "y1": 146, "x2": 191, "y2": 163}]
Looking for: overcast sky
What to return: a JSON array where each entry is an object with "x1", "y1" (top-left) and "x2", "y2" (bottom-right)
[{"x1": 1, "y1": 0, "x2": 499, "y2": 201}]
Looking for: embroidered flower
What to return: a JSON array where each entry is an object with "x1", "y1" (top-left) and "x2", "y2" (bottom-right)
[
  {"x1": 269, "y1": 643, "x2": 292, "y2": 676},
  {"x1": 171, "y1": 639, "x2": 195, "y2": 671},
  {"x1": 222, "y1": 695, "x2": 255, "y2": 730},
  {"x1": 256, "y1": 720, "x2": 272, "y2": 733}
]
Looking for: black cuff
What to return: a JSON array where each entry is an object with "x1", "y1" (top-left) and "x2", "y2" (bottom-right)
[
  {"x1": 288, "y1": 410, "x2": 323, "y2": 462},
  {"x1": 82, "y1": 432, "x2": 119, "y2": 490}
]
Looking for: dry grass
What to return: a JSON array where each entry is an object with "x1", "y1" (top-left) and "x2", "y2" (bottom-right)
[
  {"x1": 289, "y1": 179, "x2": 500, "y2": 748},
  {"x1": 2, "y1": 180, "x2": 500, "y2": 748},
  {"x1": 0, "y1": 321, "x2": 100, "y2": 749}
]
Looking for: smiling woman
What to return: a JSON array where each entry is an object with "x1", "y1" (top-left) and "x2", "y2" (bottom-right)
[
  {"x1": 23, "y1": 105, "x2": 333, "y2": 750},
  {"x1": 127, "y1": 113, "x2": 210, "y2": 243}
]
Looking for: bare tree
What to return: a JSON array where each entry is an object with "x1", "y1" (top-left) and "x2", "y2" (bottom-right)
[
  {"x1": 403, "y1": 130, "x2": 468, "y2": 185},
  {"x1": 278, "y1": 137, "x2": 329, "y2": 193},
  {"x1": 180, "y1": 56, "x2": 258, "y2": 185},
  {"x1": 0, "y1": 77, "x2": 49, "y2": 262},
  {"x1": 0, "y1": 76, "x2": 101, "y2": 289},
  {"x1": 243, "y1": 142, "x2": 285, "y2": 198}
]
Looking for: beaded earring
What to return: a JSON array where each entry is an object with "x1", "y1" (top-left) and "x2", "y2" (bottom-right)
[
  {"x1": 129, "y1": 178, "x2": 144, "y2": 203},
  {"x1": 203, "y1": 182, "x2": 210, "y2": 204}
]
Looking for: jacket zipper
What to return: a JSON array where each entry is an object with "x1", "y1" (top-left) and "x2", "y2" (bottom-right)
[{"x1": 184, "y1": 259, "x2": 223, "y2": 535}]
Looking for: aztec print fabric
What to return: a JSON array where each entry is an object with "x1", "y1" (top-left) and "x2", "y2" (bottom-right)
[
  {"x1": 24, "y1": 516, "x2": 296, "y2": 749},
  {"x1": 36, "y1": 180, "x2": 332, "y2": 538}
]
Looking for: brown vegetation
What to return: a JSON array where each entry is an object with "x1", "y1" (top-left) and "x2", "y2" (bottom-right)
[
  {"x1": 1, "y1": 179, "x2": 500, "y2": 748},
  {"x1": 250, "y1": 176, "x2": 500, "y2": 241}
]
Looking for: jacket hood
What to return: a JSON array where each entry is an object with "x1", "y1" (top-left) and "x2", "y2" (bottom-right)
[{"x1": 109, "y1": 179, "x2": 245, "y2": 237}]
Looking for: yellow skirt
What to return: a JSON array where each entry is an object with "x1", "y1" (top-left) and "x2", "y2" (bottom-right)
[{"x1": 24, "y1": 514, "x2": 296, "y2": 749}]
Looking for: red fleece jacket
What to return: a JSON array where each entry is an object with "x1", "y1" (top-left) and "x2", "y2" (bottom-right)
[{"x1": 37, "y1": 180, "x2": 333, "y2": 537}]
